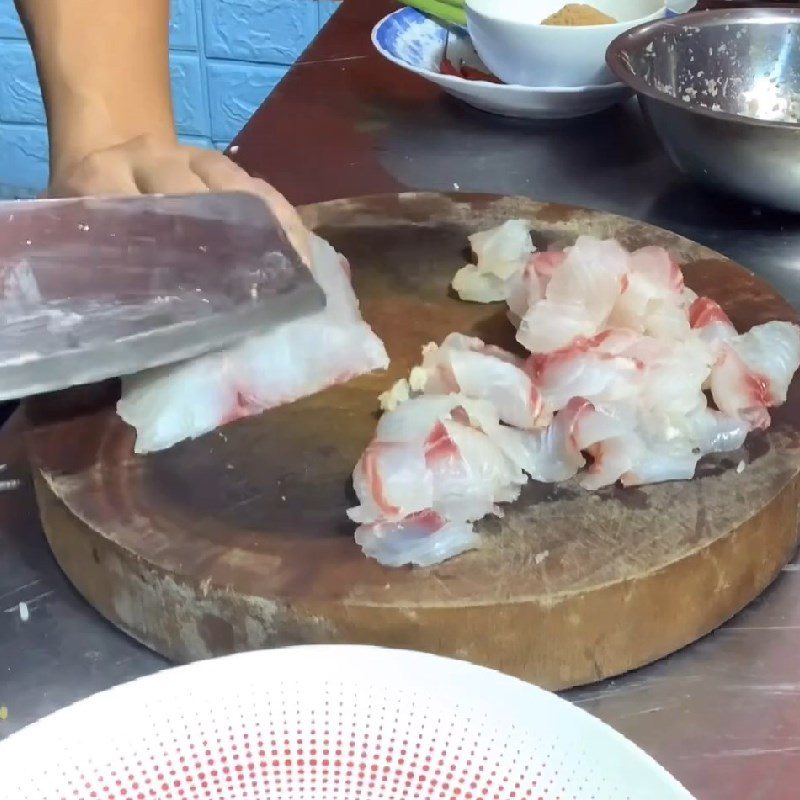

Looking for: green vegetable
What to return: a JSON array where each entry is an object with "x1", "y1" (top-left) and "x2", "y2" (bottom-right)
[{"x1": 400, "y1": 0, "x2": 468, "y2": 26}]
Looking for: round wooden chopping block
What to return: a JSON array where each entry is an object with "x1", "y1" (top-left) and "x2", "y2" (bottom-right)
[{"x1": 27, "y1": 193, "x2": 800, "y2": 690}]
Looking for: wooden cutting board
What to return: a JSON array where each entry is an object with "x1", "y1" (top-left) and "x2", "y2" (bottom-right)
[{"x1": 25, "y1": 193, "x2": 800, "y2": 690}]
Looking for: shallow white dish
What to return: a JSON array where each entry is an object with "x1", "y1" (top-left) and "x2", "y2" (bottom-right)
[
  {"x1": 467, "y1": 0, "x2": 665, "y2": 87},
  {"x1": 372, "y1": 8, "x2": 633, "y2": 120},
  {"x1": 0, "y1": 646, "x2": 695, "y2": 799}
]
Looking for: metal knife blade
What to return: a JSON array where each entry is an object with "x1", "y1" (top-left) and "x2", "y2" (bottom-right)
[{"x1": 0, "y1": 192, "x2": 325, "y2": 401}]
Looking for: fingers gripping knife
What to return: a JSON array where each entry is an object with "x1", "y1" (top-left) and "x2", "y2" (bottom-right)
[{"x1": 0, "y1": 192, "x2": 325, "y2": 402}]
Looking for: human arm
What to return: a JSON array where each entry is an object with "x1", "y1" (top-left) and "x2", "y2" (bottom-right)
[{"x1": 14, "y1": 0, "x2": 310, "y2": 261}]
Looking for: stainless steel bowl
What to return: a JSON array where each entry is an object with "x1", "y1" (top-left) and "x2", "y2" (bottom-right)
[{"x1": 607, "y1": 8, "x2": 800, "y2": 211}]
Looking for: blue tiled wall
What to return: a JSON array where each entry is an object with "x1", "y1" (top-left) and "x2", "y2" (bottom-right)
[{"x1": 0, "y1": 0, "x2": 340, "y2": 196}]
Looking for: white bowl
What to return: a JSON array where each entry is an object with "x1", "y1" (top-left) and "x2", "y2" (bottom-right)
[
  {"x1": 467, "y1": 0, "x2": 666, "y2": 87},
  {"x1": 372, "y1": 8, "x2": 633, "y2": 120},
  {"x1": 0, "y1": 646, "x2": 695, "y2": 799}
]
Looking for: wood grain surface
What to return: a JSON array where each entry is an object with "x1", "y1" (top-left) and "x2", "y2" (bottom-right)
[{"x1": 26, "y1": 194, "x2": 800, "y2": 689}]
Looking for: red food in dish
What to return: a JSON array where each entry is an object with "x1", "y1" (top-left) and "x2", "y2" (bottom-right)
[{"x1": 440, "y1": 57, "x2": 503, "y2": 84}]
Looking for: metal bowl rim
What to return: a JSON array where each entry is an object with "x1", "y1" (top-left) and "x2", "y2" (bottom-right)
[{"x1": 606, "y1": 7, "x2": 800, "y2": 131}]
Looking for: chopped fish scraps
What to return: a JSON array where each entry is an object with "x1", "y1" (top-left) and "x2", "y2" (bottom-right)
[{"x1": 351, "y1": 223, "x2": 800, "y2": 567}]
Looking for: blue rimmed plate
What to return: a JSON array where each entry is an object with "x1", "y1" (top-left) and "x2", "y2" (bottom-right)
[{"x1": 372, "y1": 7, "x2": 634, "y2": 120}]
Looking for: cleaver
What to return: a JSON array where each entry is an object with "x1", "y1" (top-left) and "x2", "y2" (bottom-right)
[{"x1": 0, "y1": 192, "x2": 325, "y2": 402}]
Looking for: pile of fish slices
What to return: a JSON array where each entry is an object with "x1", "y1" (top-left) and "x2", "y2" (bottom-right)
[{"x1": 348, "y1": 220, "x2": 800, "y2": 567}]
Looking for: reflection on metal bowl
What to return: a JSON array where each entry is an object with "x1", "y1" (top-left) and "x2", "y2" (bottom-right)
[{"x1": 607, "y1": 8, "x2": 800, "y2": 211}]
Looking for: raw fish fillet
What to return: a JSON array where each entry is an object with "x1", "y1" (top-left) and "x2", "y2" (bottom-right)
[
  {"x1": 351, "y1": 221, "x2": 800, "y2": 568},
  {"x1": 118, "y1": 234, "x2": 389, "y2": 453}
]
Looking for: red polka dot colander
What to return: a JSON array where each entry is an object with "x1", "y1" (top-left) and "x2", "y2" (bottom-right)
[{"x1": 0, "y1": 646, "x2": 694, "y2": 800}]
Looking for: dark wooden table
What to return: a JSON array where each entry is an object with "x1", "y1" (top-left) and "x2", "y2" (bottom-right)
[{"x1": 4, "y1": 2, "x2": 800, "y2": 797}]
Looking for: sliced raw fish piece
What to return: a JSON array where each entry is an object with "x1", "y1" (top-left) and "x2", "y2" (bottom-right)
[
  {"x1": 506, "y1": 251, "x2": 563, "y2": 323},
  {"x1": 451, "y1": 220, "x2": 533, "y2": 303},
  {"x1": 118, "y1": 234, "x2": 389, "y2": 453},
  {"x1": 581, "y1": 422, "x2": 703, "y2": 490},
  {"x1": 527, "y1": 333, "x2": 642, "y2": 410},
  {"x1": 620, "y1": 445, "x2": 701, "y2": 487},
  {"x1": 727, "y1": 321, "x2": 800, "y2": 405},
  {"x1": 375, "y1": 393, "x2": 500, "y2": 443},
  {"x1": 581, "y1": 400, "x2": 749, "y2": 490},
  {"x1": 349, "y1": 439, "x2": 432, "y2": 525},
  {"x1": 580, "y1": 434, "x2": 642, "y2": 490},
  {"x1": 689, "y1": 297, "x2": 738, "y2": 358},
  {"x1": 517, "y1": 301, "x2": 601, "y2": 354},
  {"x1": 628, "y1": 246, "x2": 684, "y2": 296},
  {"x1": 492, "y1": 425, "x2": 584, "y2": 483},
  {"x1": 469, "y1": 219, "x2": 534, "y2": 280},
  {"x1": 643, "y1": 298, "x2": 692, "y2": 340},
  {"x1": 517, "y1": 237, "x2": 630, "y2": 352},
  {"x1": 491, "y1": 398, "x2": 587, "y2": 482},
  {"x1": 619, "y1": 408, "x2": 718, "y2": 487},
  {"x1": 354, "y1": 511, "x2": 480, "y2": 568},
  {"x1": 451, "y1": 265, "x2": 508, "y2": 303},
  {"x1": 629, "y1": 335, "x2": 713, "y2": 417},
  {"x1": 689, "y1": 297, "x2": 735, "y2": 331},
  {"x1": 571, "y1": 400, "x2": 630, "y2": 450},
  {"x1": 409, "y1": 333, "x2": 543, "y2": 429},
  {"x1": 505, "y1": 268, "x2": 539, "y2": 324},
  {"x1": 686, "y1": 407, "x2": 750, "y2": 454},
  {"x1": 545, "y1": 236, "x2": 630, "y2": 315},
  {"x1": 556, "y1": 399, "x2": 635, "y2": 489},
  {"x1": 428, "y1": 420, "x2": 525, "y2": 522},
  {"x1": 347, "y1": 395, "x2": 525, "y2": 560},
  {"x1": 710, "y1": 320, "x2": 800, "y2": 429},
  {"x1": 584, "y1": 402, "x2": 748, "y2": 490},
  {"x1": 529, "y1": 249, "x2": 567, "y2": 280},
  {"x1": 609, "y1": 249, "x2": 687, "y2": 336}
]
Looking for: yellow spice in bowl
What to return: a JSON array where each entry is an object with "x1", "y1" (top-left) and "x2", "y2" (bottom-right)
[{"x1": 542, "y1": 3, "x2": 617, "y2": 25}]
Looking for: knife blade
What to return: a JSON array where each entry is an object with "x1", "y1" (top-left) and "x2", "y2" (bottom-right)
[{"x1": 0, "y1": 192, "x2": 325, "y2": 401}]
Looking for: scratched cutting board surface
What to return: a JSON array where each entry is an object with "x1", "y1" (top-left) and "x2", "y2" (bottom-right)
[{"x1": 26, "y1": 194, "x2": 800, "y2": 690}]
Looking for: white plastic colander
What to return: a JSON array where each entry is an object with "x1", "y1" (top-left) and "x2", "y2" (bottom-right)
[{"x1": 1, "y1": 646, "x2": 694, "y2": 800}]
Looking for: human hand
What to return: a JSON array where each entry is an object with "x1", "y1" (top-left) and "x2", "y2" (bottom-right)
[{"x1": 47, "y1": 134, "x2": 312, "y2": 265}]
